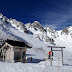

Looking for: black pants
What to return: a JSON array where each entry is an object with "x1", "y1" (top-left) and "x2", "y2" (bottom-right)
[{"x1": 48, "y1": 55, "x2": 50, "y2": 59}]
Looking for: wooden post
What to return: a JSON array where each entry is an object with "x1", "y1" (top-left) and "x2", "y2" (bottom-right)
[
  {"x1": 58, "y1": 45, "x2": 59, "y2": 72},
  {"x1": 9, "y1": 48, "x2": 10, "y2": 61},
  {"x1": 51, "y1": 47, "x2": 52, "y2": 66},
  {"x1": 25, "y1": 46, "x2": 27, "y2": 63},
  {"x1": 20, "y1": 48, "x2": 23, "y2": 62},
  {"x1": 61, "y1": 48, "x2": 63, "y2": 66},
  {"x1": 3, "y1": 49, "x2": 4, "y2": 62},
  {"x1": 21, "y1": 49, "x2": 22, "y2": 62},
  {"x1": 45, "y1": 46, "x2": 46, "y2": 67}
]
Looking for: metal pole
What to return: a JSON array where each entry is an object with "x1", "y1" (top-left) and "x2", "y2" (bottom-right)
[{"x1": 51, "y1": 47, "x2": 52, "y2": 66}]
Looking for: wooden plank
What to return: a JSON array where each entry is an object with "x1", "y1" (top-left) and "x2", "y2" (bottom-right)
[
  {"x1": 58, "y1": 45, "x2": 59, "y2": 72},
  {"x1": 45, "y1": 46, "x2": 46, "y2": 67},
  {"x1": 14, "y1": 50, "x2": 26, "y2": 51},
  {"x1": 51, "y1": 47, "x2": 52, "y2": 66},
  {"x1": 3, "y1": 49, "x2": 4, "y2": 62},
  {"x1": 20, "y1": 49, "x2": 23, "y2": 62},
  {"x1": 61, "y1": 48, "x2": 63, "y2": 66},
  {"x1": 52, "y1": 50, "x2": 62, "y2": 51},
  {"x1": 47, "y1": 46, "x2": 65, "y2": 48},
  {"x1": 25, "y1": 46, "x2": 27, "y2": 63},
  {"x1": 14, "y1": 46, "x2": 25, "y2": 48}
]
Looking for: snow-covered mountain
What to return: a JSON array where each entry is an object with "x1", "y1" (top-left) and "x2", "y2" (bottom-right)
[
  {"x1": 0, "y1": 13, "x2": 52, "y2": 49},
  {"x1": 0, "y1": 13, "x2": 72, "y2": 72},
  {"x1": 0, "y1": 13, "x2": 72, "y2": 50}
]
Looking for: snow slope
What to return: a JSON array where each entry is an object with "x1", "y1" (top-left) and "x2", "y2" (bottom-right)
[
  {"x1": 0, "y1": 13, "x2": 72, "y2": 72},
  {"x1": 0, "y1": 13, "x2": 52, "y2": 48}
]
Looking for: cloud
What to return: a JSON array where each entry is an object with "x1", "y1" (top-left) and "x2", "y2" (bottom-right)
[
  {"x1": 43, "y1": 24, "x2": 58, "y2": 30},
  {"x1": 41, "y1": 9, "x2": 72, "y2": 30},
  {"x1": 32, "y1": 0, "x2": 72, "y2": 30},
  {"x1": 42, "y1": 23, "x2": 68, "y2": 30}
]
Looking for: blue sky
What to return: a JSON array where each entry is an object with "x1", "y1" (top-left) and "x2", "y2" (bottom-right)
[{"x1": 0, "y1": 0, "x2": 72, "y2": 30}]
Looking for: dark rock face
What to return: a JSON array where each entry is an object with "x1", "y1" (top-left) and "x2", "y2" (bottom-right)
[
  {"x1": 61, "y1": 28, "x2": 69, "y2": 35},
  {"x1": 32, "y1": 21, "x2": 44, "y2": 32}
]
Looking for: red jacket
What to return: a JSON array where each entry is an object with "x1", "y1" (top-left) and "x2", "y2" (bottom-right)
[{"x1": 49, "y1": 51, "x2": 51, "y2": 55}]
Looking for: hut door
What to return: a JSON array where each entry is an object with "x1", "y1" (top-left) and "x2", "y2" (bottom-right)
[{"x1": 14, "y1": 51, "x2": 21, "y2": 62}]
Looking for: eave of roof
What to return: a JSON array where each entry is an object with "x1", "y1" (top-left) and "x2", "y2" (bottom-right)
[{"x1": 6, "y1": 40, "x2": 32, "y2": 48}]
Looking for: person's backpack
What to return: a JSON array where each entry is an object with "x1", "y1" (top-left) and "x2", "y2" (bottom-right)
[{"x1": 52, "y1": 52, "x2": 53, "y2": 56}]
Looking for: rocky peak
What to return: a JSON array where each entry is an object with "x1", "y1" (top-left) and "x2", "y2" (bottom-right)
[
  {"x1": 32, "y1": 21, "x2": 44, "y2": 31},
  {"x1": 0, "y1": 13, "x2": 3, "y2": 18},
  {"x1": 61, "y1": 26, "x2": 72, "y2": 35}
]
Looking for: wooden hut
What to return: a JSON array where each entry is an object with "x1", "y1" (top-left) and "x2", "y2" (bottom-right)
[{"x1": 0, "y1": 40, "x2": 31, "y2": 62}]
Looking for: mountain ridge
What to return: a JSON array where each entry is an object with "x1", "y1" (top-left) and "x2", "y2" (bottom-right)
[{"x1": 0, "y1": 13, "x2": 72, "y2": 50}]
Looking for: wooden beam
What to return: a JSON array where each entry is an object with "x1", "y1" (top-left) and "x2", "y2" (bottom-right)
[
  {"x1": 20, "y1": 49, "x2": 23, "y2": 62},
  {"x1": 52, "y1": 50, "x2": 62, "y2": 51},
  {"x1": 14, "y1": 46, "x2": 25, "y2": 48},
  {"x1": 9, "y1": 48, "x2": 10, "y2": 61},
  {"x1": 25, "y1": 46, "x2": 27, "y2": 63},
  {"x1": 61, "y1": 48, "x2": 63, "y2": 66},
  {"x1": 45, "y1": 46, "x2": 46, "y2": 67},
  {"x1": 3, "y1": 48, "x2": 4, "y2": 62},
  {"x1": 14, "y1": 50, "x2": 26, "y2": 51},
  {"x1": 47, "y1": 46, "x2": 65, "y2": 48},
  {"x1": 58, "y1": 45, "x2": 59, "y2": 72},
  {"x1": 51, "y1": 47, "x2": 52, "y2": 66}
]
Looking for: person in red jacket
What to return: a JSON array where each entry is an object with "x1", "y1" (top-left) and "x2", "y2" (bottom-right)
[
  {"x1": 48, "y1": 51, "x2": 51, "y2": 59},
  {"x1": 48, "y1": 51, "x2": 53, "y2": 59}
]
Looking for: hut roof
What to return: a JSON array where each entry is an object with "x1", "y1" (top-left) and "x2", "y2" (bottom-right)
[{"x1": 6, "y1": 40, "x2": 32, "y2": 48}]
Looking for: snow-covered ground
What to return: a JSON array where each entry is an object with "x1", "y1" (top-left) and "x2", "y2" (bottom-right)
[
  {"x1": 0, "y1": 62, "x2": 72, "y2": 72},
  {"x1": 0, "y1": 49, "x2": 72, "y2": 72}
]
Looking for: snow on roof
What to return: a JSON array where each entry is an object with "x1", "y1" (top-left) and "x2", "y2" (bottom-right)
[{"x1": 6, "y1": 40, "x2": 32, "y2": 48}]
